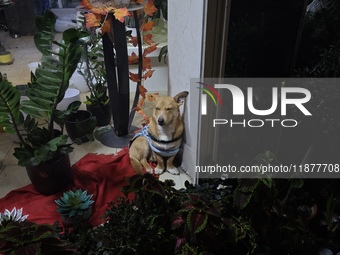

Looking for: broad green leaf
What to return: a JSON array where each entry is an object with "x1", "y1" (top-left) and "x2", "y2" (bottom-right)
[{"x1": 0, "y1": 80, "x2": 21, "y2": 129}]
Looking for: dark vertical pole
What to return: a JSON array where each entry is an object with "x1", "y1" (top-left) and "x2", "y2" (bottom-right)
[
  {"x1": 102, "y1": 16, "x2": 118, "y2": 132},
  {"x1": 102, "y1": 13, "x2": 130, "y2": 136},
  {"x1": 128, "y1": 10, "x2": 143, "y2": 129},
  {"x1": 112, "y1": 15, "x2": 130, "y2": 136}
]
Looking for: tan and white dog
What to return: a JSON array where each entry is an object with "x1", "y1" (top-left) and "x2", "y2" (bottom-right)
[{"x1": 129, "y1": 91, "x2": 189, "y2": 175}]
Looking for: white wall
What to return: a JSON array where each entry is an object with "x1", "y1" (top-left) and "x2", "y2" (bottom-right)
[{"x1": 168, "y1": 0, "x2": 206, "y2": 181}]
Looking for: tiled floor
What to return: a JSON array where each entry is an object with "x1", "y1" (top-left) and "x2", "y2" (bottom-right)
[
  {"x1": 0, "y1": 34, "x2": 40, "y2": 85},
  {"x1": 0, "y1": 31, "x2": 192, "y2": 199}
]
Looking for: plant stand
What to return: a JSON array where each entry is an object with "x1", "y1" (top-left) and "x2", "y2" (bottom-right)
[{"x1": 102, "y1": 5, "x2": 144, "y2": 138}]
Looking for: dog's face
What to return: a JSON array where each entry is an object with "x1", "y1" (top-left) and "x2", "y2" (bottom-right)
[
  {"x1": 153, "y1": 96, "x2": 180, "y2": 127},
  {"x1": 152, "y1": 91, "x2": 189, "y2": 127}
]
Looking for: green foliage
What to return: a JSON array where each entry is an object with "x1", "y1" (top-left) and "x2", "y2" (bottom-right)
[
  {"x1": 0, "y1": 10, "x2": 91, "y2": 167},
  {"x1": 22, "y1": 27, "x2": 86, "y2": 128},
  {"x1": 71, "y1": 176, "x2": 178, "y2": 254},
  {"x1": 55, "y1": 189, "x2": 94, "y2": 218},
  {"x1": 325, "y1": 192, "x2": 340, "y2": 233},
  {"x1": 296, "y1": 0, "x2": 340, "y2": 77},
  {"x1": 0, "y1": 79, "x2": 22, "y2": 136},
  {"x1": 158, "y1": 45, "x2": 168, "y2": 64},
  {"x1": 60, "y1": 171, "x2": 340, "y2": 255},
  {"x1": 65, "y1": 174, "x2": 256, "y2": 255},
  {"x1": 121, "y1": 173, "x2": 180, "y2": 200},
  {"x1": 58, "y1": 149, "x2": 340, "y2": 254},
  {"x1": 13, "y1": 130, "x2": 71, "y2": 166},
  {"x1": 53, "y1": 100, "x2": 82, "y2": 132},
  {"x1": 84, "y1": 196, "x2": 173, "y2": 255},
  {"x1": 23, "y1": 10, "x2": 88, "y2": 131},
  {"x1": 233, "y1": 151, "x2": 277, "y2": 211},
  {"x1": 173, "y1": 193, "x2": 257, "y2": 254},
  {"x1": 34, "y1": 10, "x2": 56, "y2": 56},
  {"x1": 77, "y1": 14, "x2": 109, "y2": 107},
  {"x1": 0, "y1": 78, "x2": 73, "y2": 166},
  {"x1": 0, "y1": 220, "x2": 78, "y2": 255},
  {"x1": 152, "y1": 0, "x2": 168, "y2": 21},
  {"x1": 264, "y1": 218, "x2": 317, "y2": 255},
  {"x1": 83, "y1": 82, "x2": 109, "y2": 106}
]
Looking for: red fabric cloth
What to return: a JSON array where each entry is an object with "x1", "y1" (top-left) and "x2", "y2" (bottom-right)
[{"x1": 0, "y1": 148, "x2": 137, "y2": 227}]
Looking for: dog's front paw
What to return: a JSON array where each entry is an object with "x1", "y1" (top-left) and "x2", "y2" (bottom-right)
[
  {"x1": 167, "y1": 167, "x2": 180, "y2": 175},
  {"x1": 154, "y1": 167, "x2": 164, "y2": 175}
]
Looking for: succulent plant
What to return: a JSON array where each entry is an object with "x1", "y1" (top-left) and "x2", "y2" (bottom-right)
[
  {"x1": 0, "y1": 207, "x2": 29, "y2": 226},
  {"x1": 55, "y1": 189, "x2": 94, "y2": 218}
]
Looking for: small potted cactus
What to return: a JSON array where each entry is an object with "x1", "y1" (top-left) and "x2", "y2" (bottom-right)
[{"x1": 55, "y1": 189, "x2": 94, "y2": 227}]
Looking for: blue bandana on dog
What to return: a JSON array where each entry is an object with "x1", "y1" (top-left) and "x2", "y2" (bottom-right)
[{"x1": 131, "y1": 125, "x2": 182, "y2": 157}]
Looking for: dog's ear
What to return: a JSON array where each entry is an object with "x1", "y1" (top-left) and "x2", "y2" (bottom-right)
[{"x1": 173, "y1": 91, "x2": 189, "y2": 106}]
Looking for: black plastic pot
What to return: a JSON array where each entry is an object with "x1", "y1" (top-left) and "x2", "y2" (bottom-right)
[
  {"x1": 86, "y1": 103, "x2": 111, "y2": 127},
  {"x1": 61, "y1": 206, "x2": 93, "y2": 228},
  {"x1": 26, "y1": 154, "x2": 72, "y2": 195},
  {"x1": 65, "y1": 110, "x2": 93, "y2": 142}
]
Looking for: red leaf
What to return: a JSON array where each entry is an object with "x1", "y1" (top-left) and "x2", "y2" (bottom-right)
[
  {"x1": 143, "y1": 34, "x2": 154, "y2": 45},
  {"x1": 129, "y1": 72, "x2": 140, "y2": 82},
  {"x1": 80, "y1": 0, "x2": 93, "y2": 10},
  {"x1": 143, "y1": 44, "x2": 159, "y2": 57},
  {"x1": 190, "y1": 211, "x2": 208, "y2": 234},
  {"x1": 134, "y1": 105, "x2": 142, "y2": 113},
  {"x1": 128, "y1": 52, "x2": 139, "y2": 65},
  {"x1": 101, "y1": 19, "x2": 111, "y2": 34},
  {"x1": 147, "y1": 93, "x2": 159, "y2": 102},
  {"x1": 114, "y1": 7, "x2": 130, "y2": 22},
  {"x1": 142, "y1": 21, "x2": 156, "y2": 32},
  {"x1": 136, "y1": 98, "x2": 145, "y2": 108},
  {"x1": 172, "y1": 216, "x2": 185, "y2": 230},
  {"x1": 84, "y1": 13, "x2": 101, "y2": 28},
  {"x1": 175, "y1": 237, "x2": 186, "y2": 251},
  {"x1": 139, "y1": 85, "x2": 147, "y2": 98},
  {"x1": 142, "y1": 57, "x2": 152, "y2": 71},
  {"x1": 142, "y1": 69, "x2": 155, "y2": 80},
  {"x1": 144, "y1": 0, "x2": 158, "y2": 16},
  {"x1": 134, "y1": 104, "x2": 150, "y2": 126}
]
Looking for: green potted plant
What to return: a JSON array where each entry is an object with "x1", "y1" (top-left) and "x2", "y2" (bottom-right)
[
  {"x1": 64, "y1": 106, "x2": 97, "y2": 143},
  {"x1": 0, "y1": 10, "x2": 88, "y2": 195},
  {"x1": 55, "y1": 189, "x2": 94, "y2": 227},
  {"x1": 77, "y1": 18, "x2": 111, "y2": 127}
]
